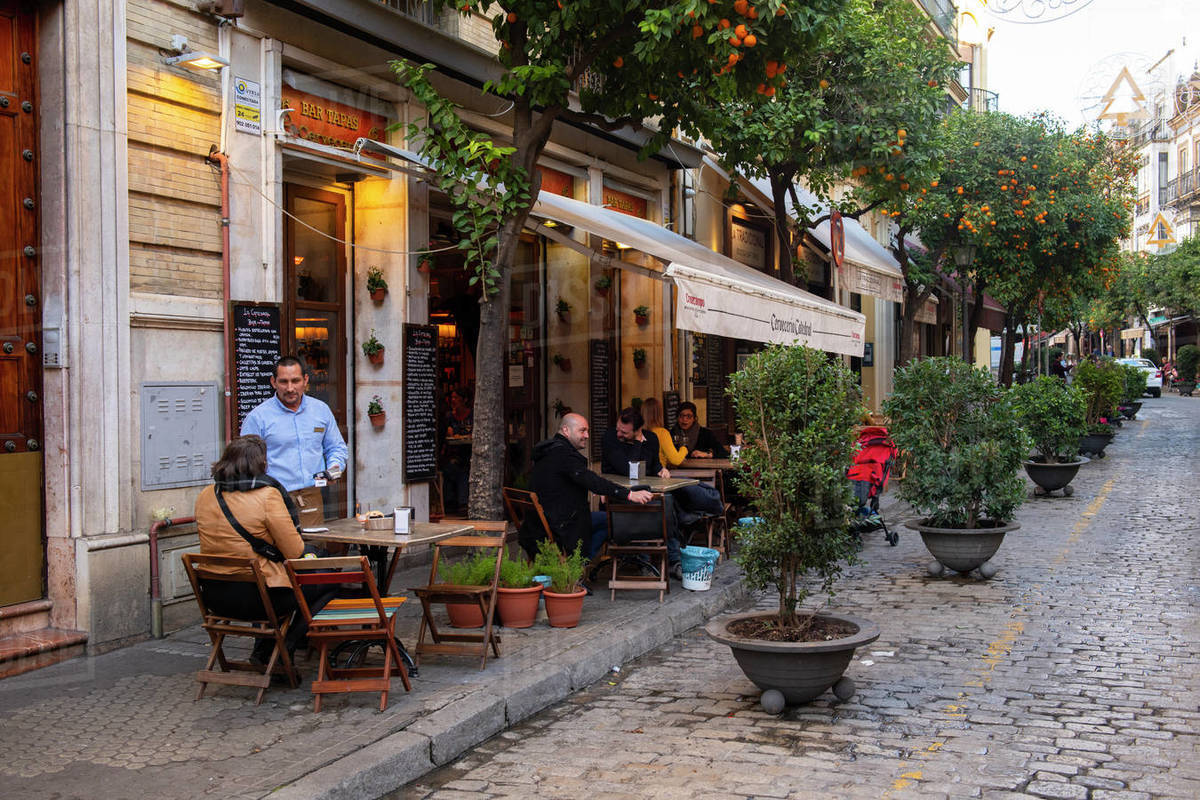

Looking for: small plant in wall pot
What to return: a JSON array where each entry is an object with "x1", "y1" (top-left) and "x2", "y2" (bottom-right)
[
  {"x1": 552, "y1": 352, "x2": 572, "y2": 372},
  {"x1": 366, "y1": 266, "x2": 388, "y2": 301},
  {"x1": 555, "y1": 297, "x2": 572, "y2": 323},
  {"x1": 633, "y1": 305, "x2": 650, "y2": 326},
  {"x1": 552, "y1": 398, "x2": 571, "y2": 418},
  {"x1": 362, "y1": 330, "x2": 385, "y2": 365},
  {"x1": 417, "y1": 253, "x2": 435, "y2": 273},
  {"x1": 594, "y1": 274, "x2": 612, "y2": 296},
  {"x1": 632, "y1": 348, "x2": 647, "y2": 369},
  {"x1": 367, "y1": 395, "x2": 386, "y2": 428}
]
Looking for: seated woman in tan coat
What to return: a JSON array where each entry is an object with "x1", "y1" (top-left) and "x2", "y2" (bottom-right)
[{"x1": 194, "y1": 435, "x2": 333, "y2": 663}]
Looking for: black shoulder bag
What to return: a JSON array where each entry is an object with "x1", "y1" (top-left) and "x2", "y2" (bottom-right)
[{"x1": 213, "y1": 480, "x2": 292, "y2": 563}]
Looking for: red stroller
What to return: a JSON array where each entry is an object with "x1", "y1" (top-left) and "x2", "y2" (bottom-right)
[{"x1": 847, "y1": 426, "x2": 898, "y2": 545}]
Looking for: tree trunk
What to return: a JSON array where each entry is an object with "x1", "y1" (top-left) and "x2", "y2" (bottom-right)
[
  {"x1": 967, "y1": 275, "x2": 988, "y2": 367},
  {"x1": 899, "y1": 283, "x2": 930, "y2": 365},
  {"x1": 768, "y1": 167, "x2": 798, "y2": 286},
  {"x1": 999, "y1": 312, "x2": 1017, "y2": 386}
]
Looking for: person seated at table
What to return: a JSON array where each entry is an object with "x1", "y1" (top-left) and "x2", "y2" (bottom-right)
[
  {"x1": 640, "y1": 397, "x2": 688, "y2": 469},
  {"x1": 519, "y1": 413, "x2": 652, "y2": 561},
  {"x1": 670, "y1": 401, "x2": 727, "y2": 459},
  {"x1": 194, "y1": 435, "x2": 336, "y2": 665},
  {"x1": 642, "y1": 398, "x2": 724, "y2": 527},
  {"x1": 441, "y1": 387, "x2": 473, "y2": 514}
]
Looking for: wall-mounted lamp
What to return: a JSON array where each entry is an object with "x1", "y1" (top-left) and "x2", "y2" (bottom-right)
[{"x1": 162, "y1": 35, "x2": 228, "y2": 71}]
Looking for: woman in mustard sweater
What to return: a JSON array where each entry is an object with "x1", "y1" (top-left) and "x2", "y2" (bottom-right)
[{"x1": 641, "y1": 398, "x2": 689, "y2": 468}]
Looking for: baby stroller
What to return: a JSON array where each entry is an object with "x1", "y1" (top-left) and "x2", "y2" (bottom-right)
[{"x1": 847, "y1": 426, "x2": 898, "y2": 545}]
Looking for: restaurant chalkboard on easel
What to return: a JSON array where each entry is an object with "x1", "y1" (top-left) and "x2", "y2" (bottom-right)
[
  {"x1": 403, "y1": 324, "x2": 439, "y2": 482},
  {"x1": 589, "y1": 339, "x2": 611, "y2": 461},
  {"x1": 232, "y1": 302, "x2": 282, "y2": 431}
]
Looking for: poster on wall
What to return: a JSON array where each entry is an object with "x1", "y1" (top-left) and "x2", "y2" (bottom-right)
[
  {"x1": 589, "y1": 339, "x2": 612, "y2": 461},
  {"x1": 403, "y1": 324, "x2": 439, "y2": 482}
]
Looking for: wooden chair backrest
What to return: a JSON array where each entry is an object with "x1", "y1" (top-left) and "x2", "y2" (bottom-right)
[
  {"x1": 605, "y1": 495, "x2": 669, "y2": 544},
  {"x1": 183, "y1": 553, "x2": 281, "y2": 627},
  {"x1": 426, "y1": 535, "x2": 506, "y2": 589},
  {"x1": 285, "y1": 555, "x2": 382, "y2": 626},
  {"x1": 502, "y1": 487, "x2": 554, "y2": 544}
]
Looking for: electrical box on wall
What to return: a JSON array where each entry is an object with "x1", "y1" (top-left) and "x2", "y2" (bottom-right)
[{"x1": 141, "y1": 382, "x2": 220, "y2": 490}]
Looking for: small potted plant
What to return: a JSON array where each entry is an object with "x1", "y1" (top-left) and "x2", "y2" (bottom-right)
[
  {"x1": 551, "y1": 398, "x2": 571, "y2": 418},
  {"x1": 1075, "y1": 359, "x2": 1123, "y2": 456},
  {"x1": 1010, "y1": 376, "x2": 1088, "y2": 497},
  {"x1": 439, "y1": 552, "x2": 496, "y2": 628},
  {"x1": 632, "y1": 347, "x2": 647, "y2": 369},
  {"x1": 593, "y1": 274, "x2": 612, "y2": 297},
  {"x1": 362, "y1": 330, "x2": 384, "y2": 365},
  {"x1": 555, "y1": 297, "x2": 572, "y2": 323},
  {"x1": 633, "y1": 305, "x2": 650, "y2": 326},
  {"x1": 707, "y1": 344, "x2": 879, "y2": 707},
  {"x1": 495, "y1": 557, "x2": 541, "y2": 628},
  {"x1": 367, "y1": 395, "x2": 386, "y2": 429},
  {"x1": 1177, "y1": 344, "x2": 1200, "y2": 397},
  {"x1": 552, "y1": 352, "x2": 572, "y2": 372},
  {"x1": 417, "y1": 253, "x2": 435, "y2": 273},
  {"x1": 1118, "y1": 364, "x2": 1147, "y2": 418},
  {"x1": 366, "y1": 266, "x2": 388, "y2": 301},
  {"x1": 534, "y1": 539, "x2": 586, "y2": 628},
  {"x1": 884, "y1": 357, "x2": 1029, "y2": 578}
]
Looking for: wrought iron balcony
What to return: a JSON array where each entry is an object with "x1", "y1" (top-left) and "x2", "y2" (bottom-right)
[
  {"x1": 1167, "y1": 168, "x2": 1200, "y2": 208},
  {"x1": 964, "y1": 87, "x2": 999, "y2": 112}
]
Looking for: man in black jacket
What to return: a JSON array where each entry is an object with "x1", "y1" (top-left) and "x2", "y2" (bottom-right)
[
  {"x1": 519, "y1": 413, "x2": 652, "y2": 560},
  {"x1": 600, "y1": 406, "x2": 667, "y2": 479}
]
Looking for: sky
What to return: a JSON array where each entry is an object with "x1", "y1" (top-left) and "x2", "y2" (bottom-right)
[{"x1": 983, "y1": 0, "x2": 1200, "y2": 125}]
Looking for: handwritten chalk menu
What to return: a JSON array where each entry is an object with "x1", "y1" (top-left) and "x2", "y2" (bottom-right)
[
  {"x1": 403, "y1": 324, "x2": 439, "y2": 482},
  {"x1": 690, "y1": 332, "x2": 707, "y2": 387},
  {"x1": 705, "y1": 335, "x2": 726, "y2": 426},
  {"x1": 589, "y1": 339, "x2": 611, "y2": 461},
  {"x1": 232, "y1": 302, "x2": 282, "y2": 431},
  {"x1": 663, "y1": 391, "x2": 680, "y2": 430}
]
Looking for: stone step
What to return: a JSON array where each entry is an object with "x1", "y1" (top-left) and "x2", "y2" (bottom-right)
[{"x1": 0, "y1": 628, "x2": 89, "y2": 680}]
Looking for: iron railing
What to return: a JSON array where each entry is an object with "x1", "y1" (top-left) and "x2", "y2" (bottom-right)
[
  {"x1": 964, "y1": 87, "x2": 999, "y2": 112},
  {"x1": 382, "y1": 0, "x2": 454, "y2": 31}
]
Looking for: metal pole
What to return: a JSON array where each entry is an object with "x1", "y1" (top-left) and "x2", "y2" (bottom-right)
[{"x1": 961, "y1": 283, "x2": 971, "y2": 363}]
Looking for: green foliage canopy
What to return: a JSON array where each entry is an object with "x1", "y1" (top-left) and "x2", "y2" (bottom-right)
[{"x1": 1010, "y1": 376, "x2": 1087, "y2": 463}]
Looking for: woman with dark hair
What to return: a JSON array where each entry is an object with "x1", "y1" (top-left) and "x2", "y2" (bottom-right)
[{"x1": 194, "y1": 435, "x2": 332, "y2": 664}]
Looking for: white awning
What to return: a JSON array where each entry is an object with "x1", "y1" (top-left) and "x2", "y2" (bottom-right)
[{"x1": 530, "y1": 192, "x2": 864, "y2": 354}]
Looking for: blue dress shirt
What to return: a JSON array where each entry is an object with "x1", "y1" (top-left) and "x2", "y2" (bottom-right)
[{"x1": 240, "y1": 394, "x2": 348, "y2": 492}]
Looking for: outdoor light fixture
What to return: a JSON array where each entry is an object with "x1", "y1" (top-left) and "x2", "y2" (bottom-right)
[
  {"x1": 952, "y1": 243, "x2": 977, "y2": 362},
  {"x1": 162, "y1": 35, "x2": 228, "y2": 71}
]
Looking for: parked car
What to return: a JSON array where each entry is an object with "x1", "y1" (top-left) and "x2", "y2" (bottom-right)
[{"x1": 1115, "y1": 357, "x2": 1163, "y2": 397}]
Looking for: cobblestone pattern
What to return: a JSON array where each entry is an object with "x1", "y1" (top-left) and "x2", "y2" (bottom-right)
[{"x1": 404, "y1": 396, "x2": 1200, "y2": 800}]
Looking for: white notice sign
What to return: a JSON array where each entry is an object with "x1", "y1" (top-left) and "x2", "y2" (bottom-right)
[{"x1": 233, "y1": 77, "x2": 262, "y2": 135}]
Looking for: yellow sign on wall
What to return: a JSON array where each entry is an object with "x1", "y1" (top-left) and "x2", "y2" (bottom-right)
[{"x1": 1145, "y1": 212, "x2": 1176, "y2": 248}]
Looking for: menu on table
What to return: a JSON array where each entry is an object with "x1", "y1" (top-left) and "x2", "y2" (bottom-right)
[
  {"x1": 403, "y1": 324, "x2": 439, "y2": 482},
  {"x1": 232, "y1": 302, "x2": 282, "y2": 432}
]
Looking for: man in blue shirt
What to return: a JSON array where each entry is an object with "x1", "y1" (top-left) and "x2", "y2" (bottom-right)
[{"x1": 241, "y1": 355, "x2": 347, "y2": 528}]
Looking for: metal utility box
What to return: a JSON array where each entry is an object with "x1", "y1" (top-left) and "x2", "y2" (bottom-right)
[{"x1": 141, "y1": 382, "x2": 220, "y2": 490}]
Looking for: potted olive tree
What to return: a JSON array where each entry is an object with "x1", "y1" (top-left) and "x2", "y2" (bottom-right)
[
  {"x1": 706, "y1": 344, "x2": 879, "y2": 706},
  {"x1": 884, "y1": 357, "x2": 1028, "y2": 578},
  {"x1": 1010, "y1": 376, "x2": 1088, "y2": 497},
  {"x1": 1075, "y1": 359, "x2": 1123, "y2": 457}
]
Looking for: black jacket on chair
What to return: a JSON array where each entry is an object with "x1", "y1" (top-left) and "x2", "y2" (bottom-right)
[{"x1": 519, "y1": 434, "x2": 633, "y2": 559}]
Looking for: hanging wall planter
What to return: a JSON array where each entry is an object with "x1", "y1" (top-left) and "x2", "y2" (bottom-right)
[
  {"x1": 594, "y1": 274, "x2": 612, "y2": 297},
  {"x1": 367, "y1": 395, "x2": 386, "y2": 429},
  {"x1": 362, "y1": 330, "x2": 385, "y2": 366},
  {"x1": 633, "y1": 305, "x2": 650, "y2": 326},
  {"x1": 632, "y1": 348, "x2": 647, "y2": 369},
  {"x1": 555, "y1": 297, "x2": 572, "y2": 324},
  {"x1": 553, "y1": 353, "x2": 572, "y2": 372},
  {"x1": 366, "y1": 266, "x2": 388, "y2": 302},
  {"x1": 417, "y1": 254, "x2": 435, "y2": 274}
]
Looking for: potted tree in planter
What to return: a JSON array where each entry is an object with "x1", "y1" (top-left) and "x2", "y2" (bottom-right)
[
  {"x1": 1010, "y1": 377, "x2": 1088, "y2": 497},
  {"x1": 495, "y1": 557, "x2": 542, "y2": 628},
  {"x1": 362, "y1": 330, "x2": 385, "y2": 366},
  {"x1": 633, "y1": 305, "x2": 650, "y2": 326},
  {"x1": 439, "y1": 552, "x2": 496, "y2": 628},
  {"x1": 884, "y1": 357, "x2": 1028, "y2": 578},
  {"x1": 1118, "y1": 364, "x2": 1147, "y2": 419},
  {"x1": 1075, "y1": 359, "x2": 1123, "y2": 457},
  {"x1": 366, "y1": 266, "x2": 388, "y2": 301},
  {"x1": 1175, "y1": 344, "x2": 1199, "y2": 397},
  {"x1": 632, "y1": 348, "x2": 647, "y2": 369},
  {"x1": 534, "y1": 540, "x2": 587, "y2": 628},
  {"x1": 555, "y1": 297, "x2": 572, "y2": 324},
  {"x1": 707, "y1": 344, "x2": 879, "y2": 706},
  {"x1": 367, "y1": 395, "x2": 386, "y2": 429}
]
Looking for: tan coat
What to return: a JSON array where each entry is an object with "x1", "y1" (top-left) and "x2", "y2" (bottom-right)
[{"x1": 195, "y1": 485, "x2": 306, "y2": 588}]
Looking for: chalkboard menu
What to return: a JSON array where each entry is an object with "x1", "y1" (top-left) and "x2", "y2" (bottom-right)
[
  {"x1": 232, "y1": 302, "x2": 282, "y2": 431},
  {"x1": 690, "y1": 333, "x2": 707, "y2": 387},
  {"x1": 589, "y1": 339, "x2": 611, "y2": 461},
  {"x1": 403, "y1": 324, "x2": 439, "y2": 482},
  {"x1": 663, "y1": 391, "x2": 680, "y2": 430},
  {"x1": 705, "y1": 335, "x2": 726, "y2": 426}
]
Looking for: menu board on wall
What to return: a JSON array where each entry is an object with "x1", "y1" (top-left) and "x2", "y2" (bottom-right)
[
  {"x1": 705, "y1": 336, "x2": 726, "y2": 426},
  {"x1": 232, "y1": 302, "x2": 282, "y2": 432},
  {"x1": 690, "y1": 333, "x2": 707, "y2": 387},
  {"x1": 589, "y1": 339, "x2": 611, "y2": 461},
  {"x1": 403, "y1": 324, "x2": 439, "y2": 482},
  {"x1": 663, "y1": 391, "x2": 680, "y2": 431}
]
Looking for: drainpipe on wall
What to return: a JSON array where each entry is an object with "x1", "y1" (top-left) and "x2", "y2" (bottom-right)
[
  {"x1": 206, "y1": 147, "x2": 234, "y2": 441},
  {"x1": 149, "y1": 516, "x2": 195, "y2": 638}
]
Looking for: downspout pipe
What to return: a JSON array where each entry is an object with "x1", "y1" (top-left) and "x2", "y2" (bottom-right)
[
  {"x1": 206, "y1": 147, "x2": 234, "y2": 441},
  {"x1": 149, "y1": 516, "x2": 196, "y2": 638}
]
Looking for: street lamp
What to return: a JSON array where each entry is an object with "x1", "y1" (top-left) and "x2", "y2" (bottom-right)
[{"x1": 953, "y1": 243, "x2": 977, "y2": 363}]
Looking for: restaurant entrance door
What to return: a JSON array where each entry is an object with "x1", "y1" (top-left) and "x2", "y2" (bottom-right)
[
  {"x1": 284, "y1": 184, "x2": 349, "y2": 519},
  {"x1": 0, "y1": 1, "x2": 44, "y2": 607}
]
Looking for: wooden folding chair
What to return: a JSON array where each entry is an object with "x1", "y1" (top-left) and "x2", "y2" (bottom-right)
[
  {"x1": 411, "y1": 535, "x2": 505, "y2": 670},
  {"x1": 182, "y1": 553, "x2": 299, "y2": 706},
  {"x1": 503, "y1": 487, "x2": 561, "y2": 559},
  {"x1": 604, "y1": 496, "x2": 670, "y2": 602},
  {"x1": 285, "y1": 556, "x2": 411, "y2": 712},
  {"x1": 672, "y1": 468, "x2": 732, "y2": 557}
]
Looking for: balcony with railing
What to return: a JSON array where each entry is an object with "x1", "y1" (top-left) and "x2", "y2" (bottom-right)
[
  {"x1": 915, "y1": 0, "x2": 958, "y2": 43},
  {"x1": 1167, "y1": 167, "x2": 1200, "y2": 208},
  {"x1": 1125, "y1": 118, "x2": 1172, "y2": 147},
  {"x1": 380, "y1": 1, "x2": 460, "y2": 36},
  {"x1": 964, "y1": 87, "x2": 999, "y2": 112}
]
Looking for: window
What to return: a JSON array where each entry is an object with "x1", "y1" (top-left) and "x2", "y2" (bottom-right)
[
  {"x1": 1159, "y1": 152, "x2": 1169, "y2": 205},
  {"x1": 1180, "y1": 145, "x2": 1188, "y2": 176}
]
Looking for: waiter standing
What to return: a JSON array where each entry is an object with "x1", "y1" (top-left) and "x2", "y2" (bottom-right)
[{"x1": 240, "y1": 355, "x2": 347, "y2": 528}]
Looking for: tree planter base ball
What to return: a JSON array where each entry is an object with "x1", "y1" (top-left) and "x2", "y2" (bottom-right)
[{"x1": 1023, "y1": 457, "x2": 1087, "y2": 497}]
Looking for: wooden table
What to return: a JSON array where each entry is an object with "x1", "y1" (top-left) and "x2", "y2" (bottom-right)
[
  {"x1": 602, "y1": 474, "x2": 699, "y2": 493},
  {"x1": 301, "y1": 518, "x2": 473, "y2": 591},
  {"x1": 680, "y1": 457, "x2": 736, "y2": 471}
]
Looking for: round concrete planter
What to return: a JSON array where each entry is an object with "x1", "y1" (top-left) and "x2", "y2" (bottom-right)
[
  {"x1": 1023, "y1": 457, "x2": 1087, "y2": 496},
  {"x1": 705, "y1": 610, "x2": 879, "y2": 705},
  {"x1": 1078, "y1": 432, "x2": 1114, "y2": 458},
  {"x1": 1119, "y1": 401, "x2": 1142, "y2": 420},
  {"x1": 906, "y1": 520, "x2": 1020, "y2": 576}
]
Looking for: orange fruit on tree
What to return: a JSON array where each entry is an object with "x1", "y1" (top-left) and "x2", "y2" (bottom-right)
[
  {"x1": 718, "y1": 18, "x2": 731, "y2": 29},
  {"x1": 747, "y1": 6, "x2": 758, "y2": 18},
  {"x1": 729, "y1": 35, "x2": 742, "y2": 46},
  {"x1": 897, "y1": 128, "x2": 907, "y2": 138},
  {"x1": 507, "y1": 11, "x2": 517, "y2": 23},
  {"x1": 733, "y1": 0, "x2": 749, "y2": 15},
  {"x1": 777, "y1": 4, "x2": 787, "y2": 16},
  {"x1": 735, "y1": 23, "x2": 748, "y2": 38},
  {"x1": 819, "y1": 78, "x2": 829, "y2": 88},
  {"x1": 743, "y1": 34, "x2": 757, "y2": 47},
  {"x1": 765, "y1": 86, "x2": 775, "y2": 97},
  {"x1": 613, "y1": 56, "x2": 624, "y2": 68},
  {"x1": 693, "y1": 24, "x2": 704, "y2": 38}
]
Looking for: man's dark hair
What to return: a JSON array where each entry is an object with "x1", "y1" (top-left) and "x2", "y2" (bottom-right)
[
  {"x1": 617, "y1": 406, "x2": 644, "y2": 430},
  {"x1": 211, "y1": 435, "x2": 268, "y2": 482},
  {"x1": 274, "y1": 355, "x2": 306, "y2": 377},
  {"x1": 678, "y1": 401, "x2": 698, "y2": 417}
]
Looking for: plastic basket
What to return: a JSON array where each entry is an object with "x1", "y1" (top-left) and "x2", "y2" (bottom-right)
[{"x1": 679, "y1": 546, "x2": 719, "y2": 591}]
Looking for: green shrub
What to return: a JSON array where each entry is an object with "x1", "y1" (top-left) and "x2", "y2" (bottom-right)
[
  {"x1": 1010, "y1": 376, "x2": 1088, "y2": 463},
  {"x1": 1141, "y1": 347, "x2": 1160, "y2": 366},
  {"x1": 1120, "y1": 363, "x2": 1148, "y2": 402},
  {"x1": 498, "y1": 556, "x2": 538, "y2": 589},
  {"x1": 1074, "y1": 359, "x2": 1124, "y2": 432},
  {"x1": 726, "y1": 344, "x2": 863, "y2": 627},
  {"x1": 439, "y1": 551, "x2": 496, "y2": 586},
  {"x1": 1177, "y1": 345, "x2": 1200, "y2": 383},
  {"x1": 533, "y1": 539, "x2": 585, "y2": 593},
  {"x1": 883, "y1": 357, "x2": 1028, "y2": 528}
]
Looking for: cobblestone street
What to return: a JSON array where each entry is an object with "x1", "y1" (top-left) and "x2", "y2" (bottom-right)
[{"x1": 404, "y1": 394, "x2": 1200, "y2": 800}]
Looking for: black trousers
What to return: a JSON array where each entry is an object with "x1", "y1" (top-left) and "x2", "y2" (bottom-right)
[{"x1": 198, "y1": 579, "x2": 335, "y2": 655}]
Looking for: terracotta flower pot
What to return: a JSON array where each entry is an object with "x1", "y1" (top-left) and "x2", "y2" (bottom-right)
[
  {"x1": 496, "y1": 585, "x2": 542, "y2": 628},
  {"x1": 368, "y1": 412, "x2": 386, "y2": 429},
  {"x1": 595, "y1": 285, "x2": 610, "y2": 297},
  {"x1": 635, "y1": 313, "x2": 649, "y2": 326},
  {"x1": 446, "y1": 602, "x2": 484, "y2": 629},
  {"x1": 367, "y1": 348, "x2": 385, "y2": 366},
  {"x1": 543, "y1": 587, "x2": 586, "y2": 628},
  {"x1": 369, "y1": 288, "x2": 387, "y2": 302}
]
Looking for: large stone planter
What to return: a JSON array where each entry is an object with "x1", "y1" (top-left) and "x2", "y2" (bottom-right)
[
  {"x1": 1077, "y1": 431, "x2": 1114, "y2": 458},
  {"x1": 906, "y1": 520, "x2": 1020, "y2": 577},
  {"x1": 705, "y1": 610, "x2": 879, "y2": 705},
  {"x1": 1118, "y1": 401, "x2": 1142, "y2": 420},
  {"x1": 1023, "y1": 457, "x2": 1088, "y2": 497}
]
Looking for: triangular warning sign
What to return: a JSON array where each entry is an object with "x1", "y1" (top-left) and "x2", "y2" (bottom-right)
[
  {"x1": 1145, "y1": 212, "x2": 1176, "y2": 247},
  {"x1": 1097, "y1": 66, "x2": 1151, "y2": 126}
]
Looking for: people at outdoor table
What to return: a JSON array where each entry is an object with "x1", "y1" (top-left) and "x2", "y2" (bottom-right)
[
  {"x1": 519, "y1": 413, "x2": 653, "y2": 561},
  {"x1": 640, "y1": 398, "x2": 689, "y2": 468},
  {"x1": 670, "y1": 401, "x2": 728, "y2": 459},
  {"x1": 194, "y1": 435, "x2": 335, "y2": 664},
  {"x1": 642, "y1": 397, "x2": 725, "y2": 526}
]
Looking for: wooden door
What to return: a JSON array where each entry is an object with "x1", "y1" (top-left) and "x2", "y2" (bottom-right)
[
  {"x1": 284, "y1": 185, "x2": 348, "y2": 519},
  {"x1": 0, "y1": 1, "x2": 43, "y2": 606}
]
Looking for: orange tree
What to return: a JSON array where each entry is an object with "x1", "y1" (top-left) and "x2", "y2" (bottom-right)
[
  {"x1": 393, "y1": 1, "x2": 841, "y2": 518},
  {"x1": 701, "y1": 0, "x2": 957, "y2": 284},
  {"x1": 893, "y1": 111, "x2": 1135, "y2": 378}
]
